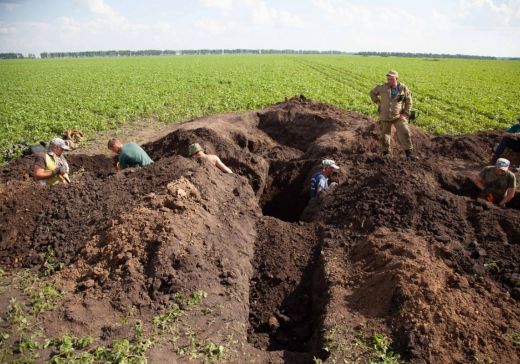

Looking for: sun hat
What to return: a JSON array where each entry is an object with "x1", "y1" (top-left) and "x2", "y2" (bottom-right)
[
  {"x1": 188, "y1": 143, "x2": 203, "y2": 156},
  {"x1": 322, "y1": 159, "x2": 340, "y2": 170},
  {"x1": 50, "y1": 137, "x2": 71, "y2": 150},
  {"x1": 495, "y1": 158, "x2": 510, "y2": 171}
]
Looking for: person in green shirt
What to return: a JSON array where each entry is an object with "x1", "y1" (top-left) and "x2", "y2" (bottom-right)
[
  {"x1": 107, "y1": 139, "x2": 153, "y2": 171},
  {"x1": 474, "y1": 158, "x2": 516, "y2": 207},
  {"x1": 491, "y1": 116, "x2": 520, "y2": 164}
]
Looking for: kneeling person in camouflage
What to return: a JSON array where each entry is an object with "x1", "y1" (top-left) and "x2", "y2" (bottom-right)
[{"x1": 474, "y1": 158, "x2": 516, "y2": 207}]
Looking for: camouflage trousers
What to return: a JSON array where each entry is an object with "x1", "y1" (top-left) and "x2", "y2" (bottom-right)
[{"x1": 380, "y1": 118, "x2": 413, "y2": 153}]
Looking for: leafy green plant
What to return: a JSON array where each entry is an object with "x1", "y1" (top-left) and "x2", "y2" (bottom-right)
[
  {"x1": 483, "y1": 259, "x2": 501, "y2": 273},
  {"x1": 42, "y1": 247, "x2": 63, "y2": 276},
  {"x1": 473, "y1": 354, "x2": 495, "y2": 364},
  {"x1": 370, "y1": 333, "x2": 400, "y2": 364},
  {"x1": 120, "y1": 305, "x2": 136, "y2": 324},
  {"x1": 93, "y1": 337, "x2": 152, "y2": 364},
  {"x1": 153, "y1": 302, "x2": 184, "y2": 331},
  {"x1": 7, "y1": 298, "x2": 28, "y2": 328},
  {"x1": 29, "y1": 281, "x2": 63, "y2": 315},
  {"x1": 188, "y1": 290, "x2": 207, "y2": 306},
  {"x1": 46, "y1": 334, "x2": 93, "y2": 363},
  {"x1": 202, "y1": 341, "x2": 225, "y2": 362},
  {"x1": 509, "y1": 329, "x2": 520, "y2": 346},
  {"x1": 0, "y1": 332, "x2": 9, "y2": 345}
]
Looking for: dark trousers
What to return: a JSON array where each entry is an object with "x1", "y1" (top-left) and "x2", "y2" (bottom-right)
[{"x1": 492, "y1": 136, "x2": 520, "y2": 162}]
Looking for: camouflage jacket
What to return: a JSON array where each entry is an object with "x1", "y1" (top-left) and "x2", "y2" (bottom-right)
[{"x1": 370, "y1": 83, "x2": 412, "y2": 122}]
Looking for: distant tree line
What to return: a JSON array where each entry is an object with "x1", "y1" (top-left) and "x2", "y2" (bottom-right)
[
  {"x1": 0, "y1": 53, "x2": 25, "y2": 59},
  {"x1": 355, "y1": 51, "x2": 518, "y2": 60},
  {"x1": 2, "y1": 50, "x2": 518, "y2": 60},
  {"x1": 0, "y1": 53, "x2": 36, "y2": 59},
  {"x1": 38, "y1": 49, "x2": 348, "y2": 58}
]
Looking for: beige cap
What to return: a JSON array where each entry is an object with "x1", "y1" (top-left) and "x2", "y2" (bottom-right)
[
  {"x1": 386, "y1": 70, "x2": 399, "y2": 78},
  {"x1": 322, "y1": 159, "x2": 340, "y2": 170}
]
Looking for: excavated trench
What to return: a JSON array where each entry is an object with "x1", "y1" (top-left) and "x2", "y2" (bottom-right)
[
  {"x1": 247, "y1": 157, "x2": 329, "y2": 360},
  {"x1": 247, "y1": 219, "x2": 327, "y2": 360},
  {"x1": 259, "y1": 160, "x2": 314, "y2": 222}
]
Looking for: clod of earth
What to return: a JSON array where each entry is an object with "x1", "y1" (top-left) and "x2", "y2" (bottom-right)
[{"x1": 1, "y1": 97, "x2": 520, "y2": 363}]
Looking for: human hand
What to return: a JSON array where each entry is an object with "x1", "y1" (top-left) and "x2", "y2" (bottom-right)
[{"x1": 53, "y1": 166, "x2": 67, "y2": 176}]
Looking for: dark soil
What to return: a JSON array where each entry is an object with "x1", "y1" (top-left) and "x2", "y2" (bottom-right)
[{"x1": 1, "y1": 97, "x2": 519, "y2": 363}]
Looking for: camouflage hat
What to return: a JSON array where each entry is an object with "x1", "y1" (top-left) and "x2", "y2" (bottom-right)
[
  {"x1": 386, "y1": 70, "x2": 399, "y2": 78},
  {"x1": 188, "y1": 143, "x2": 203, "y2": 156},
  {"x1": 50, "y1": 137, "x2": 71, "y2": 150}
]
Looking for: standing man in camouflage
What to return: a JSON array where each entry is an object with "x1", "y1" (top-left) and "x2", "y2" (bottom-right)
[{"x1": 370, "y1": 70, "x2": 416, "y2": 159}]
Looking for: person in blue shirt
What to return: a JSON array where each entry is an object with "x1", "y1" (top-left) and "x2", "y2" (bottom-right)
[
  {"x1": 491, "y1": 116, "x2": 520, "y2": 165},
  {"x1": 310, "y1": 159, "x2": 340, "y2": 198}
]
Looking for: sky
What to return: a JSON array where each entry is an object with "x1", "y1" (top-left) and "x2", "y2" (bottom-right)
[{"x1": 1, "y1": 0, "x2": 520, "y2": 57}]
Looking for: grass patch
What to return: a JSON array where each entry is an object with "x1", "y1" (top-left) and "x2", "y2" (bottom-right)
[
  {"x1": 315, "y1": 324, "x2": 402, "y2": 364},
  {"x1": 0, "y1": 284, "x2": 235, "y2": 363}
]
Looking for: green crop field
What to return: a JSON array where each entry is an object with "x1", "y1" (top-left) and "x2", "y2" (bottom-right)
[{"x1": 1, "y1": 55, "x2": 520, "y2": 160}]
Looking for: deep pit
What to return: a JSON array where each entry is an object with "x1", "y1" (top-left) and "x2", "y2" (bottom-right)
[
  {"x1": 247, "y1": 217, "x2": 324, "y2": 356},
  {"x1": 1, "y1": 97, "x2": 520, "y2": 363}
]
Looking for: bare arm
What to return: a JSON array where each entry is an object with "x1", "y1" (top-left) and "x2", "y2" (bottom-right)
[
  {"x1": 499, "y1": 187, "x2": 516, "y2": 207},
  {"x1": 215, "y1": 157, "x2": 233, "y2": 174},
  {"x1": 34, "y1": 165, "x2": 54, "y2": 181},
  {"x1": 473, "y1": 175, "x2": 486, "y2": 191}
]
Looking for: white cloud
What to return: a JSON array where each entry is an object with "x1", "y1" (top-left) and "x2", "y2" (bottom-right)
[
  {"x1": 243, "y1": 0, "x2": 304, "y2": 27},
  {"x1": 458, "y1": 0, "x2": 520, "y2": 26},
  {"x1": 0, "y1": 2, "x2": 18, "y2": 11},
  {"x1": 200, "y1": 0, "x2": 234, "y2": 11},
  {"x1": 59, "y1": 17, "x2": 81, "y2": 34},
  {"x1": 78, "y1": 0, "x2": 126, "y2": 25},
  {"x1": 195, "y1": 19, "x2": 228, "y2": 34},
  {"x1": 0, "y1": 23, "x2": 17, "y2": 34},
  {"x1": 311, "y1": 0, "x2": 422, "y2": 29}
]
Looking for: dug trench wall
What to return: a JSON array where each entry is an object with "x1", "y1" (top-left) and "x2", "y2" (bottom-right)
[{"x1": 1, "y1": 97, "x2": 519, "y2": 363}]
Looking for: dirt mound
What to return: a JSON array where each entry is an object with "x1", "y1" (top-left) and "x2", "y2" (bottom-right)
[{"x1": 1, "y1": 97, "x2": 519, "y2": 363}]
